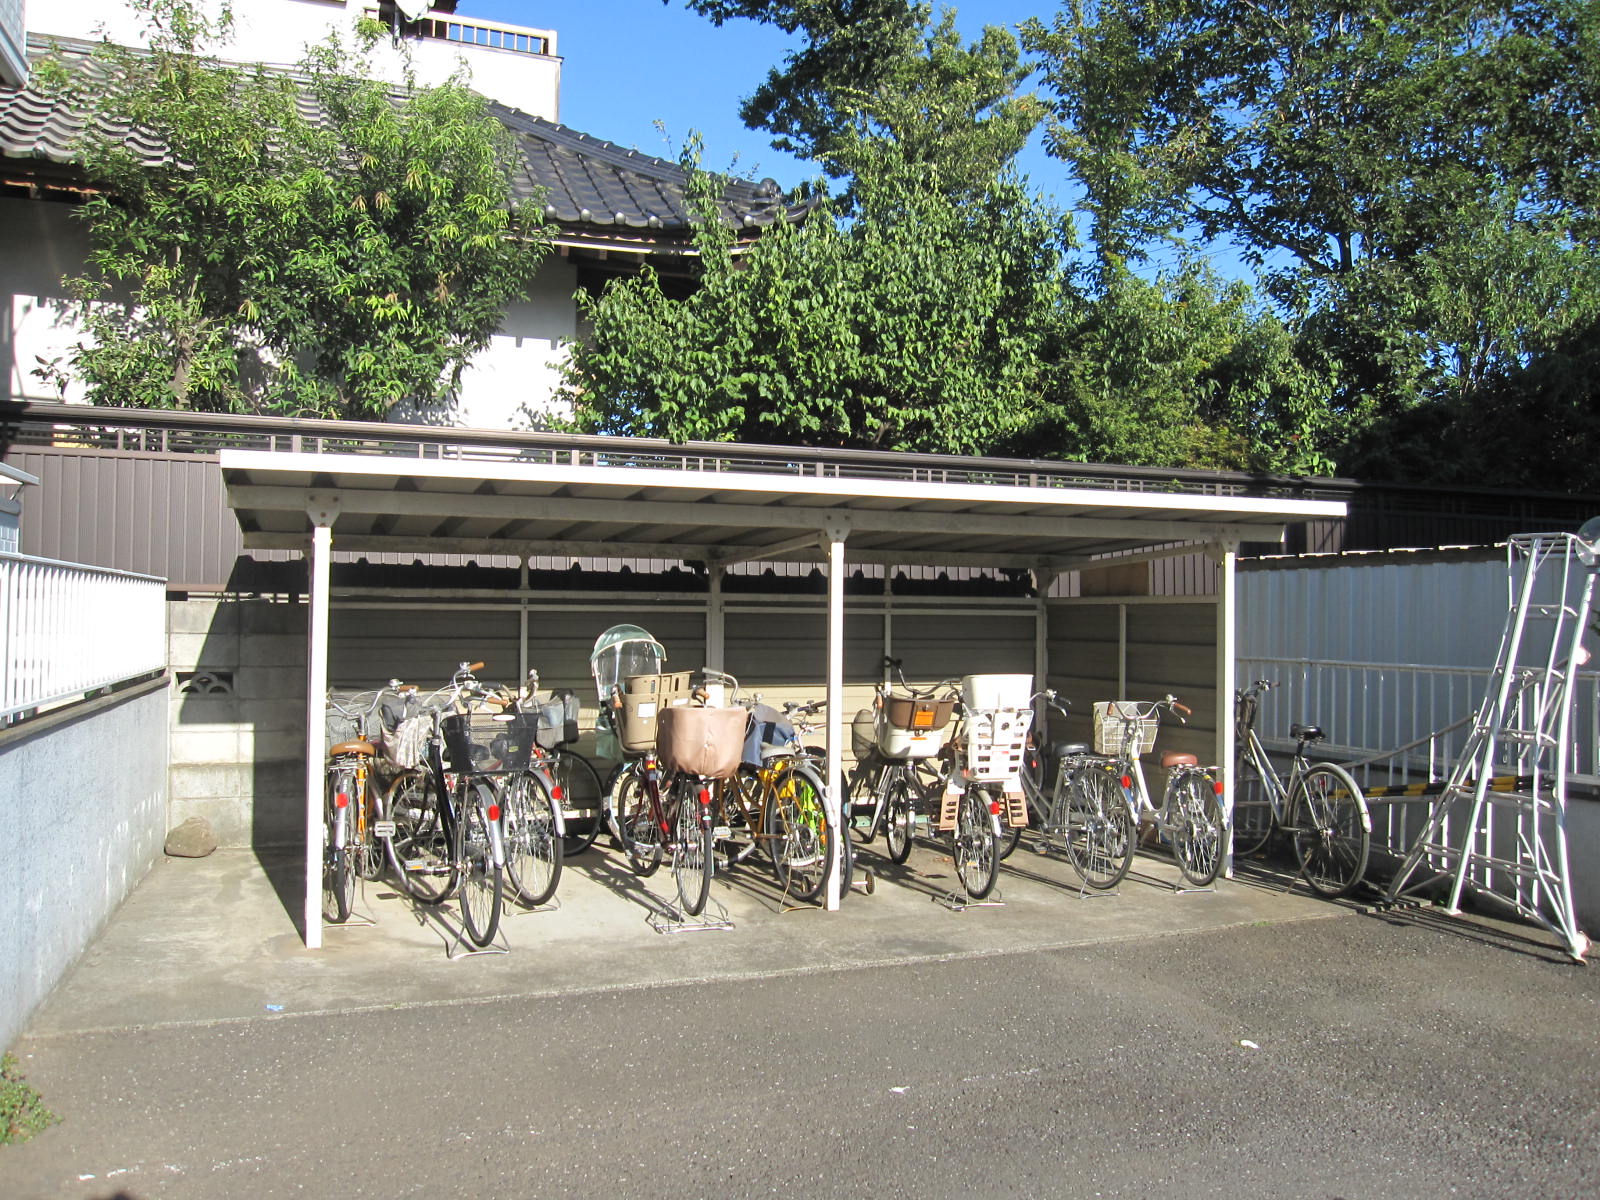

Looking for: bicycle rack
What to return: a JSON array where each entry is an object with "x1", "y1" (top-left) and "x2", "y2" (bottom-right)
[
  {"x1": 648, "y1": 894, "x2": 734, "y2": 934},
  {"x1": 445, "y1": 927, "x2": 510, "y2": 960},
  {"x1": 504, "y1": 895, "x2": 562, "y2": 919},
  {"x1": 1383, "y1": 528, "x2": 1598, "y2": 963},
  {"x1": 934, "y1": 887, "x2": 1005, "y2": 911}
]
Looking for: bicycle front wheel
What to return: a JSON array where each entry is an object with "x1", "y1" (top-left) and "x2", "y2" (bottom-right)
[
  {"x1": 1170, "y1": 772, "x2": 1225, "y2": 888},
  {"x1": 455, "y1": 778, "x2": 503, "y2": 947},
  {"x1": 766, "y1": 765, "x2": 833, "y2": 904},
  {"x1": 1291, "y1": 764, "x2": 1371, "y2": 898},
  {"x1": 503, "y1": 770, "x2": 563, "y2": 907},
  {"x1": 1065, "y1": 765, "x2": 1135, "y2": 889},
  {"x1": 672, "y1": 779, "x2": 714, "y2": 916},
  {"x1": 553, "y1": 749, "x2": 605, "y2": 857},
  {"x1": 614, "y1": 763, "x2": 664, "y2": 877},
  {"x1": 1231, "y1": 751, "x2": 1277, "y2": 858},
  {"x1": 950, "y1": 785, "x2": 1000, "y2": 899},
  {"x1": 323, "y1": 766, "x2": 356, "y2": 923}
]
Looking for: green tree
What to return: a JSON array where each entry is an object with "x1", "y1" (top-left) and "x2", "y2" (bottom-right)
[
  {"x1": 567, "y1": 151, "x2": 1072, "y2": 454},
  {"x1": 37, "y1": 0, "x2": 546, "y2": 417}
]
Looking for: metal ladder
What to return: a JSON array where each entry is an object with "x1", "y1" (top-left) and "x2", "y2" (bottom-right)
[{"x1": 1384, "y1": 529, "x2": 1599, "y2": 962}]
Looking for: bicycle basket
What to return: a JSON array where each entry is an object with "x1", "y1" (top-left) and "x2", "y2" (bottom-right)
[
  {"x1": 742, "y1": 702, "x2": 797, "y2": 767},
  {"x1": 658, "y1": 705, "x2": 747, "y2": 780},
  {"x1": 1093, "y1": 701, "x2": 1158, "y2": 756},
  {"x1": 875, "y1": 708, "x2": 952, "y2": 760},
  {"x1": 882, "y1": 695, "x2": 956, "y2": 732},
  {"x1": 532, "y1": 689, "x2": 581, "y2": 750},
  {"x1": 441, "y1": 710, "x2": 536, "y2": 772},
  {"x1": 851, "y1": 708, "x2": 876, "y2": 757}
]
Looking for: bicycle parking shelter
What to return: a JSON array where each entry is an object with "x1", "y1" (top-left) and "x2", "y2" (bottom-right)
[{"x1": 218, "y1": 446, "x2": 1345, "y2": 947}]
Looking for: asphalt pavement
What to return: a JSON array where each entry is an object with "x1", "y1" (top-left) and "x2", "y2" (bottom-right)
[{"x1": 2, "y1": 835, "x2": 1597, "y2": 1199}]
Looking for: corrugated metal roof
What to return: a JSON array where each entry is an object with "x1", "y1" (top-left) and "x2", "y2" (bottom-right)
[{"x1": 0, "y1": 34, "x2": 808, "y2": 236}]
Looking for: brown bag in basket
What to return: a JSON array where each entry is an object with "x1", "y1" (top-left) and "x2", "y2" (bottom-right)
[{"x1": 658, "y1": 706, "x2": 748, "y2": 780}]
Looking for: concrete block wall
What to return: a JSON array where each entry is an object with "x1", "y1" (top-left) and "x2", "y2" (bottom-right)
[
  {"x1": 0, "y1": 684, "x2": 167, "y2": 1052},
  {"x1": 168, "y1": 598, "x2": 306, "y2": 849}
]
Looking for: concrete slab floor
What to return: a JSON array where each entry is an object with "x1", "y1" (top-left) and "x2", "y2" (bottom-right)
[{"x1": 22, "y1": 835, "x2": 1365, "y2": 1039}]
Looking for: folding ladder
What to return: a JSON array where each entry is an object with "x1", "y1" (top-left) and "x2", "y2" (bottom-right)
[{"x1": 1384, "y1": 526, "x2": 1600, "y2": 961}]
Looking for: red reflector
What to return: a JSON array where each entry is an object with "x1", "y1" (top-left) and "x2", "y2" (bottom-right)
[
  {"x1": 698, "y1": 788, "x2": 711, "y2": 805},
  {"x1": 487, "y1": 805, "x2": 501, "y2": 822},
  {"x1": 1213, "y1": 780, "x2": 1225, "y2": 795},
  {"x1": 1120, "y1": 776, "x2": 1132, "y2": 790},
  {"x1": 988, "y1": 800, "x2": 1001, "y2": 815},
  {"x1": 335, "y1": 792, "x2": 350, "y2": 808},
  {"x1": 551, "y1": 786, "x2": 564, "y2": 801}
]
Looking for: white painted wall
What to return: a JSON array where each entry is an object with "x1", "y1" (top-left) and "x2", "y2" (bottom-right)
[
  {"x1": 38, "y1": 0, "x2": 560, "y2": 119},
  {"x1": 0, "y1": 198, "x2": 579, "y2": 425}
]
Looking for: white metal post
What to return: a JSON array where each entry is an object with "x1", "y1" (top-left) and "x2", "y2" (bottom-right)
[
  {"x1": 824, "y1": 520, "x2": 848, "y2": 911},
  {"x1": 1214, "y1": 542, "x2": 1238, "y2": 877},
  {"x1": 706, "y1": 565, "x2": 725, "y2": 671},
  {"x1": 304, "y1": 510, "x2": 336, "y2": 949}
]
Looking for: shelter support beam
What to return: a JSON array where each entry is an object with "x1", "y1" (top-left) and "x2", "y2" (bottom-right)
[
  {"x1": 706, "y1": 566, "x2": 725, "y2": 671},
  {"x1": 1211, "y1": 541, "x2": 1239, "y2": 877},
  {"x1": 303, "y1": 503, "x2": 337, "y2": 950},
  {"x1": 824, "y1": 518, "x2": 848, "y2": 911}
]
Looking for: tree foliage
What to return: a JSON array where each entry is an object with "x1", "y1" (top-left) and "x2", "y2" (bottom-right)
[
  {"x1": 568, "y1": 152, "x2": 1070, "y2": 454},
  {"x1": 37, "y1": 0, "x2": 546, "y2": 417}
]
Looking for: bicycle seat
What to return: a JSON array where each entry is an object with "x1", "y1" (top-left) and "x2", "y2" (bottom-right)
[
  {"x1": 1160, "y1": 751, "x2": 1199, "y2": 768},
  {"x1": 1290, "y1": 724, "x2": 1325, "y2": 743},
  {"x1": 329, "y1": 739, "x2": 376, "y2": 757},
  {"x1": 1052, "y1": 741, "x2": 1091, "y2": 758}
]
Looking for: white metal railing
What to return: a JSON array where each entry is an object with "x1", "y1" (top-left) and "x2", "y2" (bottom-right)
[
  {"x1": 362, "y1": 8, "x2": 554, "y2": 56},
  {"x1": 2, "y1": 552, "x2": 167, "y2": 724},
  {"x1": 1238, "y1": 655, "x2": 1600, "y2": 785}
]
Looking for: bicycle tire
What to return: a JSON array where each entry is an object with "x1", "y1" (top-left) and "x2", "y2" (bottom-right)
[
  {"x1": 1231, "y1": 751, "x2": 1277, "y2": 858},
  {"x1": 323, "y1": 766, "x2": 356, "y2": 923},
  {"x1": 847, "y1": 755, "x2": 884, "y2": 843},
  {"x1": 503, "y1": 770, "x2": 563, "y2": 907},
  {"x1": 766, "y1": 764, "x2": 832, "y2": 904},
  {"x1": 1170, "y1": 771, "x2": 1225, "y2": 888},
  {"x1": 455, "y1": 777, "x2": 503, "y2": 947},
  {"x1": 381, "y1": 769, "x2": 455, "y2": 904},
  {"x1": 672, "y1": 778, "x2": 714, "y2": 917},
  {"x1": 998, "y1": 819, "x2": 1024, "y2": 861},
  {"x1": 883, "y1": 772, "x2": 915, "y2": 865},
  {"x1": 614, "y1": 763, "x2": 664, "y2": 877},
  {"x1": 1291, "y1": 763, "x2": 1371, "y2": 898},
  {"x1": 1065, "y1": 764, "x2": 1135, "y2": 889},
  {"x1": 553, "y1": 749, "x2": 605, "y2": 857},
  {"x1": 950, "y1": 785, "x2": 1000, "y2": 899}
]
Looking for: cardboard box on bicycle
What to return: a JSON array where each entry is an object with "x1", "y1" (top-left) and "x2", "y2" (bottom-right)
[
  {"x1": 618, "y1": 670, "x2": 692, "y2": 752},
  {"x1": 657, "y1": 705, "x2": 747, "y2": 780}
]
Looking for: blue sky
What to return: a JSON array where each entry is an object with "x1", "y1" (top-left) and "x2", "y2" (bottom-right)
[{"x1": 454, "y1": 2, "x2": 1065, "y2": 199}]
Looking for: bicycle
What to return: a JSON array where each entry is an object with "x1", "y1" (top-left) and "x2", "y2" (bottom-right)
[
  {"x1": 1071, "y1": 697, "x2": 1227, "y2": 889},
  {"x1": 323, "y1": 688, "x2": 392, "y2": 924},
  {"x1": 1232, "y1": 679, "x2": 1372, "y2": 898},
  {"x1": 606, "y1": 667, "x2": 742, "y2": 917},
  {"x1": 518, "y1": 673, "x2": 606, "y2": 858},
  {"x1": 846, "y1": 666, "x2": 958, "y2": 869},
  {"x1": 722, "y1": 697, "x2": 841, "y2": 904},
  {"x1": 377, "y1": 663, "x2": 511, "y2": 947}
]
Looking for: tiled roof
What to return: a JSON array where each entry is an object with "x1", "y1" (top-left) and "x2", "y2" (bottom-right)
[{"x1": 0, "y1": 35, "x2": 808, "y2": 237}]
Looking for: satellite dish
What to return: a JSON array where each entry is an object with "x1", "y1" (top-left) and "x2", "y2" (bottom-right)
[{"x1": 395, "y1": 0, "x2": 431, "y2": 21}]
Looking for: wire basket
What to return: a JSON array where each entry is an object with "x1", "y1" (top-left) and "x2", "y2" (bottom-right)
[
  {"x1": 441, "y1": 711, "x2": 536, "y2": 772},
  {"x1": 963, "y1": 707, "x2": 1030, "y2": 783},
  {"x1": 1093, "y1": 701, "x2": 1158, "y2": 757}
]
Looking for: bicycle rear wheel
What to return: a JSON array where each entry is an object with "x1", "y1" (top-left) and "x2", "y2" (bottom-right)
[
  {"x1": 503, "y1": 770, "x2": 563, "y2": 907},
  {"x1": 614, "y1": 763, "x2": 664, "y2": 877},
  {"x1": 455, "y1": 777, "x2": 503, "y2": 947},
  {"x1": 553, "y1": 749, "x2": 605, "y2": 857},
  {"x1": 381, "y1": 770, "x2": 455, "y2": 904},
  {"x1": 1231, "y1": 751, "x2": 1277, "y2": 858},
  {"x1": 672, "y1": 779, "x2": 714, "y2": 916},
  {"x1": 883, "y1": 772, "x2": 915, "y2": 865},
  {"x1": 323, "y1": 766, "x2": 356, "y2": 923},
  {"x1": 950, "y1": 785, "x2": 1000, "y2": 899},
  {"x1": 1170, "y1": 772, "x2": 1225, "y2": 888},
  {"x1": 1291, "y1": 764, "x2": 1371, "y2": 898},
  {"x1": 766, "y1": 765, "x2": 832, "y2": 904},
  {"x1": 1064, "y1": 765, "x2": 1135, "y2": 889}
]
